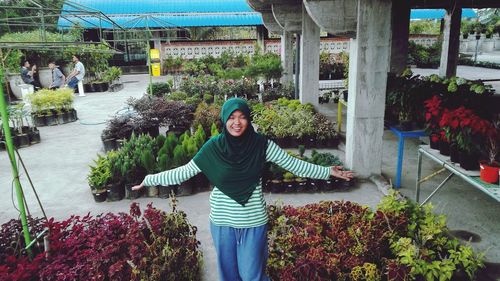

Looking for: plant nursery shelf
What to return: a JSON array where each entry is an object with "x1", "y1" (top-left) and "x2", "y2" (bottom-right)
[{"x1": 416, "y1": 145, "x2": 500, "y2": 205}]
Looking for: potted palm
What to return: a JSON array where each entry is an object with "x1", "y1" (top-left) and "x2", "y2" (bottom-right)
[{"x1": 87, "y1": 154, "x2": 111, "y2": 202}]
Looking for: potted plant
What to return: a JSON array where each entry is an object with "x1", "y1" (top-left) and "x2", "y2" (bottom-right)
[
  {"x1": 282, "y1": 172, "x2": 296, "y2": 193},
  {"x1": 269, "y1": 163, "x2": 284, "y2": 193},
  {"x1": 141, "y1": 149, "x2": 159, "y2": 197},
  {"x1": 87, "y1": 154, "x2": 111, "y2": 202},
  {"x1": 424, "y1": 95, "x2": 443, "y2": 149},
  {"x1": 8, "y1": 103, "x2": 30, "y2": 147},
  {"x1": 455, "y1": 111, "x2": 493, "y2": 171},
  {"x1": 157, "y1": 140, "x2": 175, "y2": 198},
  {"x1": 107, "y1": 150, "x2": 125, "y2": 201},
  {"x1": 172, "y1": 144, "x2": 193, "y2": 196},
  {"x1": 479, "y1": 117, "x2": 499, "y2": 183}
]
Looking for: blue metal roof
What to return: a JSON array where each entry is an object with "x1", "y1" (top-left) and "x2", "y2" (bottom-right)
[
  {"x1": 61, "y1": 0, "x2": 255, "y2": 14},
  {"x1": 57, "y1": 1, "x2": 477, "y2": 30},
  {"x1": 58, "y1": 13, "x2": 263, "y2": 29},
  {"x1": 410, "y1": 9, "x2": 476, "y2": 20}
]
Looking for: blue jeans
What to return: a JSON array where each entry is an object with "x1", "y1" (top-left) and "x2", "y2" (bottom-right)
[
  {"x1": 210, "y1": 222, "x2": 270, "y2": 281},
  {"x1": 67, "y1": 77, "x2": 79, "y2": 89}
]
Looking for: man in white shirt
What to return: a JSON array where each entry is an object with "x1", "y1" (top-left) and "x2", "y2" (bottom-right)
[{"x1": 66, "y1": 55, "x2": 85, "y2": 89}]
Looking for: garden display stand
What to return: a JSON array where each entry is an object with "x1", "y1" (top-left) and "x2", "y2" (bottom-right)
[
  {"x1": 389, "y1": 126, "x2": 427, "y2": 188},
  {"x1": 416, "y1": 145, "x2": 500, "y2": 206}
]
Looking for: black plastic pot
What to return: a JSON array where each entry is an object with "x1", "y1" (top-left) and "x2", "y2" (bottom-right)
[
  {"x1": 269, "y1": 180, "x2": 284, "y2": 193},
  {"x1": 283, "y1": 180, "x2": 297, "y2": 193},
  {"x1": 0, "y1": 141, "x2": 5, "y2": 150},
  {"x1": 29, "y1": 129, "x2": 41, "y2": 144},
  {"x1": 429, "y1": 135, "x2": 440, "y2": 149},
  {"x1": 45, "y1": 113, "x2": 58, "y2": 126},
  {"x1": 459, "y1": 151, "x2": 479, "y2": 171},
  {"x1": 102, "y1": 138, "x2": 117, "y2": 152},
  {"x1": 342, "y1": 90, "x2": 348, "y2": 102},
  {"x1": 296, "y1": 179, "x2": 308, "y2": 192},
  {"x1": 147, "y1": 126, "x2": 160, "y2": 137},
  {"x1": 159, "y1": 185, "x2": 177, "y2": 198},
  {"x1": 439, "y1": 141, "x2": 450, "y2": 156},
  {"x1": 62, "y1": 111, "x2": 70, "y2": 123},
  {"x1": 56, "y1": 113, "x2": 65, "y2": 125},
  {"x1": 125, "y1": 183, "x2": 143, "y2": 199},
  {"x1": 146, "y1": 186, "x2": 159, "y2": 197},
  {"x1": 337, "y1": 178, "x2": 355, "y2": 189},
  {"x1": 176, "y1": 180, "x2": 194, "y2": 196},
  {"x1": 107, "y1": 182, "x2": 125, "y2": 201},
  {"x1": 308, "y1": 179, "x2": 322, "y2": 192},
  {"x1": 450, "y1": 143, "x2": 460, "y2": 163},
  {"x1": 322, "y1": 178, "x2": 338, "y2": 191},
  {"x1": 32, "y1": 115, "x2": 47, "y2": 127},
  {"x1": 92, "y1": 190, "x2": 107, "y2": 203},
  {"x1": 16, "y1": 133, "x2": 30, "y2": 148},
  {"x1": 69, "y1": 109, "x2": 78, "y2": 122}
]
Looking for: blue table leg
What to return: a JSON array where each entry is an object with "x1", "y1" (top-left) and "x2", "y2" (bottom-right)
[{"x1": 396, "y1": 136, "x2": 405, "y2": 189}]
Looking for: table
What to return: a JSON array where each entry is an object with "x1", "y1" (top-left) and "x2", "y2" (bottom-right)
[
  {"x1": 389, "y1": 127, "x2": 427, "y2": 188},
  {"x1": 416, "y1": 145, "x2": 500, "y2": 205}
]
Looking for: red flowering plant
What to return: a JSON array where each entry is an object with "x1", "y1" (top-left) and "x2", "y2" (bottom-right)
[
  {"x1": 454, "y1": 109, "x2": 496, "y2": 154},
  {"x1": 424, "y1": 95, "x2": 443, "y2": 135},
  {"x1": 438, "y1": 107, "x2": 466, "y2": 144}
]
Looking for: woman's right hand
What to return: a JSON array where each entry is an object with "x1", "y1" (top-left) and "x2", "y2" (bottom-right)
[{"x1": 131, "y1": 182, "x2": 144, "y2": 191}]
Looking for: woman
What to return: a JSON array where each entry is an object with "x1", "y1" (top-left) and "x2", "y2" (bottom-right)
[{"x1": 132, "y1": 98, "x2": 353, "y2": 281}]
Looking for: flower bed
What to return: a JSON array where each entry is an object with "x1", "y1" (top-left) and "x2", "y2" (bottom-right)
[
  {"x1": 267, "y1": 192, "x2": 484, "y2": 281},
  {"x1": 0, "y1": 203, "x2": 202, "y2": 281},
  {"x1": 252, "y1": 98, "x2": 340, "y2": 148},
  {"x1": 26, "y1": 88, "x2": 77, "y2": 127}
]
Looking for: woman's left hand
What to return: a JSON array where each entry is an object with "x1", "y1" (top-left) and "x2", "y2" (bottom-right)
[{"x1": 330, "y1": 166, "x2": 354, "y2": 181}]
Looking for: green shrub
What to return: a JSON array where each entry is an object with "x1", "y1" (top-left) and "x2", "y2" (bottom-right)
[{"x1": 148, "y1": 82, "x2": 171, "y2": 97}]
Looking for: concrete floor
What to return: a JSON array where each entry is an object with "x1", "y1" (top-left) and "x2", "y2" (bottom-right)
[{"x1": 1, "y1": 72, "x2": 499, "y2": 280}]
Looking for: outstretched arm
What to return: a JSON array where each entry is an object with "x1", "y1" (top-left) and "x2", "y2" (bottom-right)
[
  {"x1": 132, "y1": 160, "x2": 201, "y2": 190},
  {"x1": 266, "y1": 140, "x2": 353, "y2": 181}
]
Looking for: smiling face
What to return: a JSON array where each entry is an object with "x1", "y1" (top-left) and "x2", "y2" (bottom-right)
[{"x1": 226, "y1": 110, "x2": 248, "y2": 137}]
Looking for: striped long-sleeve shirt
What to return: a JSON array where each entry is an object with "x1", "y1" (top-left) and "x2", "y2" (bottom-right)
[{"x1": 143, "y1": 140, "x2": 330, "y2": 228}]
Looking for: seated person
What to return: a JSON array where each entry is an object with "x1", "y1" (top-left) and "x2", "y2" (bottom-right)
[
  {"x1": 48, "y1": 62, "x2": 65, "y2": 90},
  {"x1": 66, "y1": 55, "x2": 85, "y2": 90},
  {"x1": 20, "y1": 60, "x2": 41, "y2": 89}
]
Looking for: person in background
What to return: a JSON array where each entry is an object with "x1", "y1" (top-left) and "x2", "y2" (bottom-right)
[
  {"x1": 132, "y1": 98, "x2": 354, "y2": 281},
  {"x1": 20, "y1": 60, "x2": 41, "y2": 89},
  {"x1": 48, "y1": 62, "x2": 65, "y2": 90},
  {"x1": 66, "y1": 55, "x2": 85, "y2": 90}
]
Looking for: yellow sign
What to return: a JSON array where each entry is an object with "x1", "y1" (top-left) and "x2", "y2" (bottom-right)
[
  {"x1": 150, "y1": 49, "x2": 160, "y2": 61},
  {"x1": 151, "y1": 63, "x2": 161, "y2": 76}
]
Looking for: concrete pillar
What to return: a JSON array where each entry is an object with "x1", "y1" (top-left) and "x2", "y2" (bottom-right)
[
  {"x1": 390, "y1": 1, "x2": 410, "y2": 74},
  {"x1": 439, "y1": 7, "x2": 462, "y2": 77},
  {"x1": 280, "y1": 31, "x2": 294, "y2": 85},
  {"x1": 256, "y1": 25, "x2": 267, "y2": 52},
  {"x1": 299, "y1": 4, "x2": 320, "y2": 107},
  {"x1": 345, "y1": 0, "x2": 392, "y2": 178}
]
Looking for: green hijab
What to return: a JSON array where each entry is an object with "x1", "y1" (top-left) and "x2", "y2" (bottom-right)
[{"x1": 193, "y1": 98, "x2": 268, "y2": 205}]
